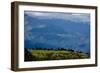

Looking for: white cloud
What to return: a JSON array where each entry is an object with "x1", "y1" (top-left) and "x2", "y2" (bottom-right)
[
  {"x1": 25, "y1": 11, "x2": 52, "y2": 17},
  {"x1": 57, "y1": 33, "x2": 67, "y2": 37},
  {"x1": 25, "y1": 11, "x2": 90, "y2": 23},
  {"x1": 31, "y1": 24, "x2": 47, "y2": 29},
  {"x1": 25, "y1": 24, "x2": 47, "y2": 31},
  {"x1": 57, "y1": 33, "x2": 73, "y2": 37},
  {"x1": 70, "y1": 13, "x2": 90, "y2": 22}
]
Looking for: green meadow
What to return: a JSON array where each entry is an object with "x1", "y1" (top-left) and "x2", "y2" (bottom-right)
[{"x1": 25, "y1": 49, "x2": 89, "y2": 61}]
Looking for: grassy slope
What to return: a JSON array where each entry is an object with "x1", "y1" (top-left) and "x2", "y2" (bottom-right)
[{"x1": 25, "y1": 49, "x2": 89, "y2": 61}]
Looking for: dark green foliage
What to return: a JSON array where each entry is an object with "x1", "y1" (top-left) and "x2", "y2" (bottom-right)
[
  {"x1": 24, "y1": 48, "x2": 90, "y2": 61},
  {"x1": 24, "y1": 49, "x2": 34, "y2": 61}
]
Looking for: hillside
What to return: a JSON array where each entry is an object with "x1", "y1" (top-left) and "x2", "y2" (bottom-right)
[{"x1": 24, "y1": 49, "x2": 89, "y2": 61}]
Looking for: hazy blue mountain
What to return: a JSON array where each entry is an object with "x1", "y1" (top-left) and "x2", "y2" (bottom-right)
[{"x1": 24, "y1": 11, "x2": 90, "y2": 53}]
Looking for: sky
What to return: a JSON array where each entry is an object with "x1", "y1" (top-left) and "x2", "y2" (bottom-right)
[
  {"x1": 25, "y1": 11, "x2": 90, "y2": 23},
  {"x1": 24, "y1": 11, "x2": 90, "y2": 53}
]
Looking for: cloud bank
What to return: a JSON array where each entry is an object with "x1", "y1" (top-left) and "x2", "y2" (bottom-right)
[{"x1": 25, "y1": 11, "x2": 90, "y2": 23}]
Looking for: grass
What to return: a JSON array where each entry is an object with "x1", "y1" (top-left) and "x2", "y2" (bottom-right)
[{"x1": 24, "y1": 49, "x2": 89, "y2": 61}]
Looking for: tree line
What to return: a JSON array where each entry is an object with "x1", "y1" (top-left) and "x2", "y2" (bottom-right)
[{"x1": 25, "y1": 48, "x2": 76, "y2": 52}]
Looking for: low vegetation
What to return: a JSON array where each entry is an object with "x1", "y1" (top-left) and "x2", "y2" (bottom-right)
[{"x1": 24, "y1": 48, "x2": 90, "y2": 61}]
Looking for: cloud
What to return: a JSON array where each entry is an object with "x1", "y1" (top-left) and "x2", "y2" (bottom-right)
[
  {"x1": 56, "y1": 33, "x2": 73, "y2": 38},
  {"x1": 25, "y1": 11, "x2": 53, "y2": 17},
  {"x1": 35, "y1": 25, "x2": 46, "y2": 28},
  {"x1": 25, "y1": 11, "x2": 90, "y2": 23},
  {"x1": 28, "y1": 24, "x2": 47, "y2": 29},
  {"x1": 70, "y1": 13, "x2": 90, "y2": 22},
  {"x1": 57, "y1": 33, "x2": 67, "y2": 37},
  {"x1": 25, "y1": 24, "x2": 47, "y2": 32}
]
